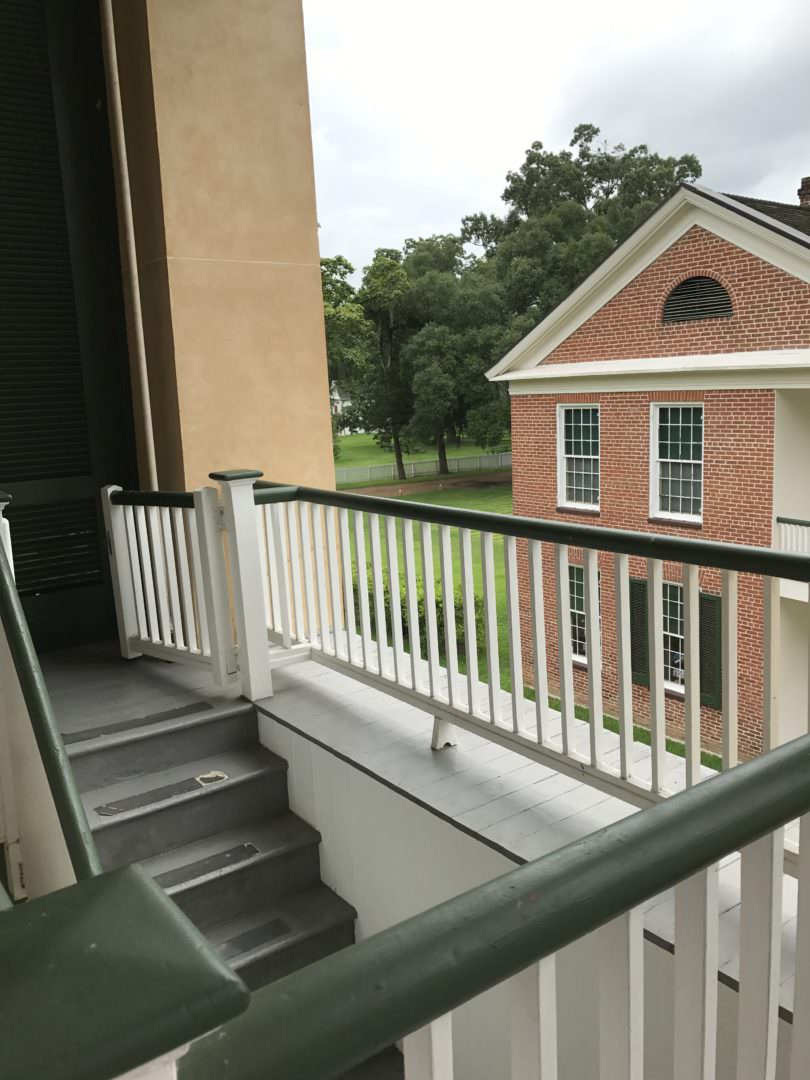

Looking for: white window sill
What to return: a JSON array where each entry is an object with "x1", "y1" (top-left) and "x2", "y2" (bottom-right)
[
  {"x1": 650, "y1": 512, "x2": 703, "y2": 527},
  {"x1": 558, "y1": 502, "x2": 600, "y2": 514},
  {"x1": 664, "y1": 681, "x2": 686, "y2": 697}
]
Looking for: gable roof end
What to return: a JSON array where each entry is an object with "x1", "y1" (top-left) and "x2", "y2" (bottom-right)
[{"x1": 487, "y1": 183, "x2": 810, "y2": 382}]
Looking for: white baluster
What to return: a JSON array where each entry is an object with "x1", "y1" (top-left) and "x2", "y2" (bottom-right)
[
  {"x1": 439, "y1": 525, "x2": 459, "y2": 709},
  {"x1": 598, "y1": 909, "x2": 644, "y2": 1080},
  {"x1": 736, "y1": 831, "x2": 783, "y2": 1080},
  {"x1": 312, "y1": 505, "x2": 332, "y2": 655},
  {"x1": 385, "y1": 515, "x2": 405, "y2": 683},
  {"x1": 481, "y1": 532, "x2": 502, "y2": 725},
  {"x1": 287, "y1": 502, "x2": 305, "y2": 644},
  {"x1": 299, "y1": 503, "x2": 318, "y2": 647},
  {"x1": 325, "y1": 507, "x2": 344, "y2": 659},
  {"x1": 147, "y1": 505, "x2": 171, "y2": 646},
  {"x1": 124, "y1": 504, "x2": 148, "y2": 642},
  {"x1": 510, "y1": 958, "x2": 558, "y2": 1080},
  {"x1": 459, "y1": 528, "x2": 479, "y2": 716},
  {"x1": 683, "y1": 562, "x2": 701, "y2": 787},
  {"x1": 504, "y1": 535, "x2": 524, "y2": 733},
  {"x1": 403, "y1": 519, "x2": 422, "y2": 691},
  {"x1": 673, "y1": 866, "x2": 718, "y2": 1080},
  {"x1": 262, "y1": 505, "x2": 280, "y2": 632},
  {"x1": 529, "y1": 540, "x2": 550, "y2": 746},
  {"x1": 613, "y1": 553, "x2": 634, "y2": 780},
  {"x1": 421, "y1": 522, "x2": 442, "y2": 701},
  {"x1": 187, "y1": 504, "x2": 210, "y2": 655},
  {"x1": 554, "y1": 545, "x2": 575, "y2": 756},
  {"x1": 135, "y1": 505, "x2": 159, "y2": 642},
  {"x1": 270, "y1": 503, "x2": 293, "y2": 650},
  {"x1": 0, "y1": 492, "x2": 13, "y2": 576},
  {"x1": 647, "y1": 558, "x2": 666, "y2": 794},
  {"x1": 173, "y1": 507, "x2": 198, "y2": 653},
  {"x1": 160, "y1": 506, "x2": 184, "y2": 649},
  {"x1": 354, "y1": 511, "x2": 373, "y2": 671},
  {"x1": 403, "y1": 1013, "x2": 454, "y2": 1080},
  {"x1": 369, "y1": 514, "x2": 389, "y2": 677},
  {"x1": 722, "y1": 569, "x2": 739, "y2": 770},
  {"x1": 584, "y1": 547, "x2": 603, "y2": 767},
  {"x1": 338, "y1": 508, "x2": 357, "y2": 664},
  {"x1": 100, "y1": 487, "x2": 142, "y2": 659}
]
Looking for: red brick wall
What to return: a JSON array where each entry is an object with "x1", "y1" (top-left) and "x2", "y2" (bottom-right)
[
  {"x1": 512, "y1": 389, "x2": 775, "y2": 757},
  {"x1": 542, "y1": 225, "x2": 810, "y2": 365}
]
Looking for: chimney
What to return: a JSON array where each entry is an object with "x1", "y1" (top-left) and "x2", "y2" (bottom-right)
[{"x1": 799, "y1": 177, "x2": 810, "y2": 207}]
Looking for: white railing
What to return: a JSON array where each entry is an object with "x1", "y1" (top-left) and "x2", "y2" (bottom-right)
[
  {"x1": 101, "y1": 486, "x2": 235, "y2": 685},
  {"x1": 776, "y1": 516, "x2": 810, "y2": 554},
  {"x1": 335, "y1": 450, "x2": 511, "y2": 486}
]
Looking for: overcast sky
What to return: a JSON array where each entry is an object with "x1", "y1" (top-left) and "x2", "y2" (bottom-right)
[{"x1": 303, "y1": 0, "x2": 810, "y2": 277}]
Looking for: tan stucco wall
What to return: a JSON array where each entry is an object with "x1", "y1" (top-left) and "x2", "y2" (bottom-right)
[{"x1": 112, "y1": 0, "x2": 334, "y2": 491}]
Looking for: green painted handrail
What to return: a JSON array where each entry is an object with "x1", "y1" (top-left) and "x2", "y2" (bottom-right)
[
  {"x1": 0, "y1": 544, "x2": 101, "y2": 880},
  {"x1": 252, "y1": 479, "x2": 810, "y2": 583},
  {"x1": 776, "y1": 515, "x2": 810, "y2": 528},
  {"x1": 110, "y1": 489, "x2": 195, "y2": 509},
  {"x1": 183, "y1": 734, "x2": 810, "y2": 1080}
]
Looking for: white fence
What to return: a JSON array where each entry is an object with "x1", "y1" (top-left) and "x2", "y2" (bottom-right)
[
  {"x1": 101, "y1": 486, "x2": 235, "y2": 685},
  {"x1": 776, "y1": 517, "x2": 810, "y2": 555},
  {"x1": 335, "y1": 451, "x2": 511, "y2": 486}
]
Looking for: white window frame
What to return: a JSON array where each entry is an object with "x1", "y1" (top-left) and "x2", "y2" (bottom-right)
[
  {"x1": 568, "y1": 563, "x2": 600, "y2": 666},
  {"x1": 649, "y1": 402, "x2": 703, "y2": 524},
  {"x1": 662, "y1": 580, "x2": 686, "y2": 696},
  {"x1": 557, "y1": 403, "x2": 600, "y2": 511}
]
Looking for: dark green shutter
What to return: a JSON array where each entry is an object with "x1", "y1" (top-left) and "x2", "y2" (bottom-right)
[
  {"x1": 699, "y1": 592, "x2": 723, "y2": 709},
  {"x1": 629, "y1": 578, "x2": 649, "y2": 687}
]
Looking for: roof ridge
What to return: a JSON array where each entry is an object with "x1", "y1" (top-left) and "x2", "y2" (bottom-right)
[{"x1": 724, "y1": 192, "x2": 810, "y2": 212}]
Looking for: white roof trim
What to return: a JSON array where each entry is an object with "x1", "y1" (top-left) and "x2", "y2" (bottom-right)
[
  {"x1": 507, "y1": 349, "x2": 810, "y2": 395},
  {"x1": 488, "y1": 185, "x2": 810, "y2": 382}
]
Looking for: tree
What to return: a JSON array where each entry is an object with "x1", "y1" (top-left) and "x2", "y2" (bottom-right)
[
  {"x1": 320, "y1": 255, "x2": 374, "y2": 389},
  {"x1": 463, "y1": 124, "x2": 702, "y2": 326}
]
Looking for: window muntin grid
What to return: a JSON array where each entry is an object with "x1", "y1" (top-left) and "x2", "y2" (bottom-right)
[
  {"x1": 569, "y1": 565, "x2": 587, "y2": 659},
  {"x1": 655, "y1": 405, "x2": 703, "y2": 519},
  {"x1": 568, "y1": 565, "x2": 600, "y2": 662},
  {"x1": 561, "y1": 406, "x2": 599, "y2": 507},
  {"x1": 663, "y1": 582, "x2": 685, "y2": 688}
]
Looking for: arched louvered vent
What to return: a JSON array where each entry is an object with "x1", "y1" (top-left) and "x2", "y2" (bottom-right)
[{"x1": 663, "y1": 277, "x2": 732, "y2": 324}]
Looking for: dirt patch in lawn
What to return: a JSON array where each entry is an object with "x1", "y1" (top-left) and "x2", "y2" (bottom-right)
[{"x1": 347, "y1": 470, "x2": 512, "y2": 497}]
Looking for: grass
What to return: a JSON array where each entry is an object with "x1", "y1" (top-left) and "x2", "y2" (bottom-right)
[
  {"x1": 381, "y1": 480, "x2": 721, "y2": 773},
  {"x1": 336, "y1": 432, "x2": 508, "y2": 469},
  {"x1": 337, "y1": 468, "x2": 511, "y2": 492}
]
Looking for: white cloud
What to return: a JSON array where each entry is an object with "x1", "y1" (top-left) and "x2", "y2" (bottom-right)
[{"x1": 303, "y1": 0, "x2": 810, "y2": 275}]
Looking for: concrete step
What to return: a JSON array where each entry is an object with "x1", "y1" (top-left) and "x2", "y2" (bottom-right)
[
  {"x1": 141, "y1": 814, "x2": 322, "y2": 929},
  {"x1": 206, "y1": 884, "x2": 357, "y2": 991},
  {"x1": 66, "y1": 700, "x2": 257, "y2": 792},
  {"x1": 84, "y1": 747, "x2": 288, "y2": 868}
]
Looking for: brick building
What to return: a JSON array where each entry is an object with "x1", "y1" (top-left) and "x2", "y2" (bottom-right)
[{"x1": 488, "y1": 181, "x2": 810, "y2": 757}]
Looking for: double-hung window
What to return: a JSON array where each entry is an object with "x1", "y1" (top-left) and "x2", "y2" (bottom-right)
[
  {"x1": 662, "y1": 582, "x2": 685, "y2": 690},
  {"x1": 558, "y1": 405, "x2": 599, "y2": 509},
  {"x1": 568, "y1": 564, "x2": 600, "y2": 663},
  {"x1": 651, "y1": 404, "x2": 703, "y2": 522}
]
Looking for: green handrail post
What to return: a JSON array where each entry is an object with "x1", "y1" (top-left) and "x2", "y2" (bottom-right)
[{"x1": 0, "y1": 543, "x2": 101, "y2": 880}]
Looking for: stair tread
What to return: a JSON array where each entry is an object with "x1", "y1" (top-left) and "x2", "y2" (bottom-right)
[
  {"x1": 140, "y1": 813, "x2": 320, "y2": 893},
  {"x1": 206, "y1": 884, "x2": 356, "y2": 969},
  {"x1": 65, "y1": 698, "x2": 254, "y2": 758},
  {"x1": 82, "y1": 747, "x2": 285, "y2": 830}
]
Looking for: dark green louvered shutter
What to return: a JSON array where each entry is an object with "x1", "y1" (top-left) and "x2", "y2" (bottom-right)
[
  {"x1": 629, "y1": 578, "x2": 649, "y2": 686},
  {"x1": 699, "y1": 592, "x2": 723, "y2": 709}
]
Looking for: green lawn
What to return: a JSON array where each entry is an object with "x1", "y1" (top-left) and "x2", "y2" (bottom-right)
[{"x1": 336, "y1": 432, "x2": 508, "y2": 469}]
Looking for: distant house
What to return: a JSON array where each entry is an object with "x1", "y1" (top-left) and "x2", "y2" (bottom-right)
[
  {"x1": 330, "y1": 380, "x2": 357, "y2": 434},
  {"x1": 488, "y1": 178, "x2": 810, "y2": 756}
]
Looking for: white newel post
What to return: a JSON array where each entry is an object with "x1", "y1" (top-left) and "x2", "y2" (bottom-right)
[
  {"x1": 101, "y1": 485, "x2": 142, "y2": 660},
  {"x1": 213, "y1": 470, "x2": 273, "y2": 701}
]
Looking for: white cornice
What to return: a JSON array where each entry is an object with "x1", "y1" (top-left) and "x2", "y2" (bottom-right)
[
  {"x1": 507, "y1": 349, "x2": 810, "y2": 395},
  {"x1": 488, "y1": 186, "x2": 810, "y2": 382}
]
